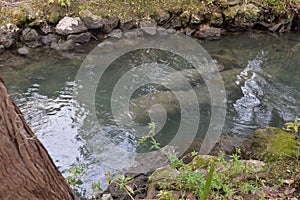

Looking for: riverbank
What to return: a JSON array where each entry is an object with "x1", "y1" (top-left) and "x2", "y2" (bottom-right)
[
  {"x1": 98, "y1": 127, "x2": 300, "y2": 200},
  {"x1": 1, "y1": 1, "x2": 300, "y2": 200},
  {"x1": 0, "y1": 0, "x2": 300, "y2": 54}
]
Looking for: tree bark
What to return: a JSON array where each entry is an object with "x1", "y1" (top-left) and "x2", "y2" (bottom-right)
[{"x1": 0, "y1": 77, "x2": 75, "y2": 200}]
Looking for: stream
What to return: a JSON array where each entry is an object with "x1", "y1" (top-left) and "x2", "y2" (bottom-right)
[{"x1": 0, "y1": 31, "x2": 299, "y2": 196}]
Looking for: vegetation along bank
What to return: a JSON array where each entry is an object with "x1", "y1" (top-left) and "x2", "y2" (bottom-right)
[{"x1": 1, "y1": 0, "x2": 300, "y2": 54}]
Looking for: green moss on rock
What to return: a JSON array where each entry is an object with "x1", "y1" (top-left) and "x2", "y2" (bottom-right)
[
  {"x1": 223, "y1": 5, "x2": 240, "y2": 20},
  {"x1": 241, "y1": 127, "x2": 300, "y2": 162},
  {"x1": 239, "y1": 3, "x2": 260, "y2": 21},
  {"x1": 148, "y1": 165, "x2": 179, "y2": 189}
]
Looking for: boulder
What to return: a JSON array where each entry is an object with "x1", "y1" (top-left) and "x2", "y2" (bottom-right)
[
  {"x1": 148, "y1": 165, "x2": 179, "y2": 189},
  {"x1": 56, "y1": 17, "x2": 88, "y2": 35},
  {"x1": 241, "y1": 127, "x2": 300, "y2": 162},
  {"x1": 238, "y1": 3, "x2": 260, "y2": 21},
  {"x1": 79, "y1": 10, "x2": 105, "y2": 29},
  {"x1": 194, "y1": 24, "x2": 221, "y2": 40},
  {"x1": 100, "y1": 17, "x2": 120, "y2": 34},
  {"x1": 0, "y1": 23, "x2": 20, "y2": 48},
  {"x1": 223, "y1": 5, "x2": 240, "y2": 21},
  {"x1": 67, "y1": 32, "x2": 91, "y2": 43},
  {"x1": 120, "y1": 18, "x2": 138, "y2": 31},
  {"x1": 42, "y1": 34, "x2": 58, "y2": 45},
  {"x1": 107, "y1": 29, "x2": 122, "y2": 39},
  {"x1": 21, "y1": 28, "x2": 42, "y2": 47},
  {"x1": 210, "y1": 135, "x2": 245, "y2": 156},
  {"x1": 240, "y1": 160, "x2": 266, "y2": 173}
]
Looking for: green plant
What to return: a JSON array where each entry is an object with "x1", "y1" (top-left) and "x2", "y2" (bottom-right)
[
  {"x1": 167, "y1": 149, "x2": 263, "y2": 199},
  {"x1": 105, "y1": 171, "x2": 134, "y2": 200},
  {"x1": 157, "y1": 190, "x2": 177, "y2": 200},
  {"x1": 202, "y1": 164, "x2": 215, "y2": 200},
  {"x1": 138, "y1": 122, "x2": 161, "y2": 150},
  {"x1": 91, "y1": 181, "x2": 102, "y2": 194},
  {"x1": 49, "y1": 0, "x2": 70, "y2": 7},
  {"x1": 284, "y1": 116, "x2": 300, "y2": 134},
  {"x1": 66, "y1": 165, "x2": 84, "y2": 189}
]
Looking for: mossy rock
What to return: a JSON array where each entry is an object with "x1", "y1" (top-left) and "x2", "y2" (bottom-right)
[
  {"x1": 148, "y1": 165, "x2": 179, "y2": 189},
  {"x1": 241, "y1": 127, "x2": 300, "y2": 162},
  {"x1": 238, "y1": 4, "x2": 260, "y2": 21},
  {"x1": 223, "y1": 5, "x2": 240, "y2": 20}
]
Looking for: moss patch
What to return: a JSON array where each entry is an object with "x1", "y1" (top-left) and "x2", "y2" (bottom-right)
[{"x1": 241, "y1": 127, "x2": 300, "y2": 162}]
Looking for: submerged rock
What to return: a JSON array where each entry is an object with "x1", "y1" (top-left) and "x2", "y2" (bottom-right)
[
  {"x1": 51, "y1": 39, "x2": 75, "y2": 51},
  {"x1": 194, "y1": 24, "x2": 221, "y2": 40},
  {"x1": 42, "y1": 34, "x2": 58, "y2": 45},
  {"x1": 67, "y1": 32, "x2": 91, "y2": 44},
  {"x1": 241, "y1": 127, "x2": 300, "y2": 162},
  {"x1": 56, "y1": 17, "x2": 88, "y2": 35},
  {"x1": 129, "y1": 85, "x2": 210, "y2": 124}
]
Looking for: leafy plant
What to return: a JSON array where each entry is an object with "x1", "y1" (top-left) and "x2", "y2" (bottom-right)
[
  {"x1": 138, "y1": 122, "x2": 161, "y2": 150},
  {"x1": 91, "y1": 181, "x2": 102, "y2": 194},
  {"x1": 167, "y1": 149, "x2": 262, "y2": 199},
  {"x1": 105, "y1": 171, "x2": 134, "y2": 200},
  {"x1": 66, "y1": 165, "x2": 84, "y2": 189},
  {"x1": 284, "y1": 116, "x2": 300, "y2": 134}
]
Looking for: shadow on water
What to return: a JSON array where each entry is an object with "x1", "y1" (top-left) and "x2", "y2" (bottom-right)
[{"x1": 0, "y1": 32, "x2": 299, "y2": 195}]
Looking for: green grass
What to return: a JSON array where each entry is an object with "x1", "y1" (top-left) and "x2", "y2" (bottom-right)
[{"x1": 1, "y1": 0, "x2": 299, "y2": 26}]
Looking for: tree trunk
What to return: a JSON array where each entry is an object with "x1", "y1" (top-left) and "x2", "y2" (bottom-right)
[{"x1": 0, "y1": 77, "x2": 75, "y2": 200}]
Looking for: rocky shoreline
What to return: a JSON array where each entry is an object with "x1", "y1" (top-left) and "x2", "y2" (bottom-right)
[{"x1": 0, "y1": 0, "x2": 300, "y2": 54}]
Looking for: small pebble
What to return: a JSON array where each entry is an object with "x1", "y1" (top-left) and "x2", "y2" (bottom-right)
[{"x1": 17, "y1": 46, "x2": 30, "y2": 55}]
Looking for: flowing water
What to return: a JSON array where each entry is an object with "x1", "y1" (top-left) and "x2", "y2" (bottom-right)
[{"x1": 0, "y1": 32, "x2": 299, "y2": 196}]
